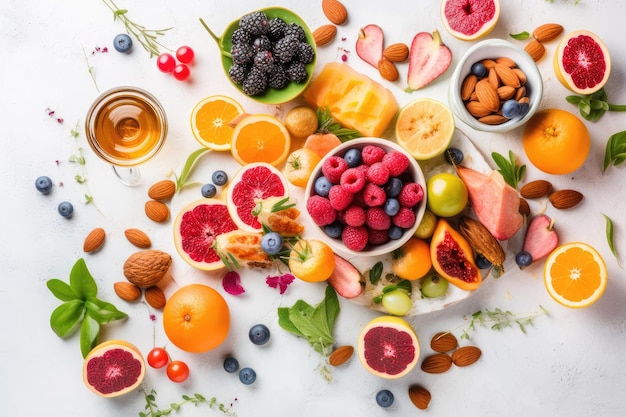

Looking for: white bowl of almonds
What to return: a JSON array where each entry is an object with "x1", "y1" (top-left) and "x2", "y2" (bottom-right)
[{"x1": 448, "y1": 39, "x2": 543, "y2": 133}]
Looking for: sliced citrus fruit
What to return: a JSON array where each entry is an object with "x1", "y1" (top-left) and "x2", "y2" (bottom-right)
[
  {"x1": 226, "y1": 162, "x2": 289, "y2": 232},
  {"x1": 230, "y1": 114, "x2": 291, "y2": 166},
  {"x1": 395, "y1": 98, "x2": 455, "y2": 160},
  {"x1": 173, "y1": 199, "x2": 239, "y2": 271},
  {"x1": 357, "y1": 315, "x2": 420, "y2": 379},
  {"x1": 544, "y1": 242, "x2": 608, "y2": 308},
  {"x1": 190, "y1": 95, "x2": 244, "y2": 150},
  {"x1": 83, "y1": 340, "x2": 145, "y2": 398},
  {"x1": 441, "y1": 0, "x2": 500, "y2": 41}
]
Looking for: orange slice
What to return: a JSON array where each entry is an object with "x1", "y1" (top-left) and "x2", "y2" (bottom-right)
[
  {"x1": 231, "y1": 114, "x2": 291, "y2": 166},
  {"x1": 190, "y1": 95, "x2": 244, "y2": 150},
  {"x1": 544, "y1": 242, "x2": 608, "y2": 308}
]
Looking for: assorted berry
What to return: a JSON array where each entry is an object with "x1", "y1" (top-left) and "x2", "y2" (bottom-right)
[
  {"x1": 157, "y1": 46, "x2": 196, "y2": 81},
  {"x1": 156, "y1": 53, "x2": 176, "y2": 73},
  {"x1": 35, "y1": 176, "x2": 53, "y2": 194},
  {"x1": 238, "y1": 367, "x2": 257, "y2": 385},
  {"x1": 261, "y1": 232, "x2": 283, "y2": 256},
  {"x1": 375, "y1": 389, "x2": 395, "y2": 408},
  {"x1": 147, "y1": 347, "x2": 170, "y2": 369},
  {"x1": 211, "y1": 170, "x2": 229, "y2": 186},
  {"x1": 175, "y1": 46, "x2": 195, "y2": 64},
  {"x1": 444, "y1": 147, "x2": 464, "y2": 165},
  {"x1": 166, "y1": 360, "x2": 190, "y2": 383},
  {"x1": 223, "y1": 356, "x2": 240, "y2": 373},
  {"x1": 113, "y1": 33, "x2": 133, "y2": 53},
  {"x1": 201, "y1": 183, "x2": 217, "y2": 198},
  {"x1": 248, "y1": 323, "x2": 271, "y2": 345},
  {"x1": 58, "y1": 201, "x2": 74, "y2": 218},
  {"x1": 515, "y1": 250, "x2": 533, "y2": 268}
]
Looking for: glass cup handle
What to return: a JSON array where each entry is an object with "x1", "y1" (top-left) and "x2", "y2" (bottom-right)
[{"x1": 112, "y1": 165, "x2": 142, "y2": 187}]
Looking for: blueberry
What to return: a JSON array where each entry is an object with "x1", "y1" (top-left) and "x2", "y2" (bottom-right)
[
  {"x1": 201, "y1": 183, "x2": 217, "y2": 198},
  {"x1": 113, "y1": 33, "x2": 133, "y2": 53},
  {"x1": 470, "y1": 62, "x2": 487, "y2": 78},
  {"x1": 388, "y1": 225, "x2": 404, "y2": 240},
  {"x1": 475, "y1": 253, "x2": 493, "y2": 269},
  {"x1": 314, "y1": 176, "x2": 332, "y2": 197},
  {"x1": 518, "y1": 101, "x2": 530, "y2": 117},
  {"x1": 239, "y1": 367, "x2": 256, "y2": 385},
  {"x1": 384, "y1": 198, "x2": 400, "y2": 216},
  {"x1": 261, "y1": 232, "x2": 283, "y2": 255},
  {"x1": 384, "y1": 177, "x2": 403, "y2": 197},
  {"x1": 515, "y1": 251, "x2": 533, "y2": 268},
  {"x1": 343, "y1": 148, "x2": 362, "y2": 167},
  {"x1": 212, "y1": 170, "x2": 228, "y2": 186},
  {"x1": 375, "y1": 389, "x2": 394, "y2": 408},
  {"x1": 249, "y1": 323, "x2": 271, "y2": 345},
  {"x1": 502, "y1": 99, "x2": 521, "y2": 119},
  {"x1": 57, "y1": 201, "x2": 74, "y2": 218},
  {"x1": 223, "y1": 357, "x2": 239, "y2": 373},
  {"x1": 324, "y1": 221, "x2": 343, "y2": 238},
  {"x1": 35, "y1": 176, "x2": 53, "y2": 194},
  {"x1": 444, "y1": 147, "x2": 464, "y2": 165}
]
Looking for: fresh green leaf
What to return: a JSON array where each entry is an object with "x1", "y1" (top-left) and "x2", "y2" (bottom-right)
[
  {"x1": 80, "y1": 314, "x2": 100, "y2": 358},
  {"x1": 603, "y1": 130, "x2": 626, "y2": 173},
  {"x1": 369, "y1": 261, "x2": 383, "y2": 285},
  {"x1": 510, "y1": 31, "x2": 530, "y2": 40},
  {"x1": 602, "y1": 213, "x2": 622, "y2": 267},
  {"x1": 47, "y1": 278, "x2": 79, "y2": 301},
  {"x1": 50, "y1": 300, "x2": 85, "y2": 337},
  {"x1": 566, "y1": 88, "x2": 626, "y2": 122},
  {"x1": 277, "y1": 307, "x2": 304, "y2": 337},
  {"x1": 491, "y1": 150, "x2": 525, "y2": 189},
  {"x1": 69, "y1": 258, "x2": 97, "y2": 299},
  {"x1": 176, "y1": 148, "x2": 210, "y2": 192},
  {"x1": 85, "y1": 298, "x2": 128, "y2": 324},
  {"x1": 316, "y1": 107, "x2": 362, "y2": 141}
]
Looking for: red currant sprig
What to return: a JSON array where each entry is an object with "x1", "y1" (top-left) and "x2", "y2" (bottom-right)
[{"x1": 157, "y1": 46, "x2": 195, "y2": 81}]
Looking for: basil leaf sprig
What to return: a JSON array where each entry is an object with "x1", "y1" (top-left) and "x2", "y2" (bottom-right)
[
  {"x1": 566, "y1": 88, "x2": 626, "y2": 122},
  {"x1": 491, "y1": 150, "x2": 526, "y2": 190},
  {"x1": 47, "y1": 258, "x2": 127, "y2": 358},
  {"x1": 603, "y1": 130, "x2": 626, "y2": 173}
]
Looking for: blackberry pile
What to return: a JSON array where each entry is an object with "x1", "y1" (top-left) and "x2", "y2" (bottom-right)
[{"x1": 228, "y1": 11, "x2": 315, "y2": 96}]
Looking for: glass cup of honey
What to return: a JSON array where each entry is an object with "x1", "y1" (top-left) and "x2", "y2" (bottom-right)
[{"x1": 85, "y1": 87, "x2": 167, "y2": 186}]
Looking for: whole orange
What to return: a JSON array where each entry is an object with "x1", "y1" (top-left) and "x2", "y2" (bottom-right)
[
  {"x1": 391, "y1": 237, "x2": 432, "y2": 280},
  {"x1": 163, "y1": 284, "x2": 230, "y2": 353},
  {"x1": 522, "y1": 109, "x2": 590, "y2": 175}
]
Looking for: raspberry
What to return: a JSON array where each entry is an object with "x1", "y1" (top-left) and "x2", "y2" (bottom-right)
[
  {"x1": 366, "y1": 162, "x2": 390, "y2": 186},
  {"x1": 362, "y1": 183, "x2": 386, "y2": 207},
  {"x1": 361, "y1": 145, "x2": 386, "y2": 165},
  {"x1": 306, "y1": 195, "x2": 337, "y2": 226},
  {"x1": 341, "y1": 225, "x2": 369, "y2": 251},
  {"x1": 343, "y1": 205, "x2": 366, "y2": 227},
  {"x1": 392, "y1": 206, "x2": 416, "y2": 228},
  {"x1": 340, "y1": 167, "x2": 366, "y2": 193},
  {"x1": 366, "y1": 207, "x2": 391, "y2": 231},
  {"x1": 368, "y1": 229, "x2": 389, "y2": 246},
  {"x1": 328, "y1": 184, "x2": 354, "y2": 210},
  {"x1": 322, "y1": 156, "x2": 349, "y2": 184},
  {"x1": 398, "y1": 182, "x2": 425, "y2": 207},
  {"x1": 382, "y1": 151, "x2": 410, "y2": 176}
]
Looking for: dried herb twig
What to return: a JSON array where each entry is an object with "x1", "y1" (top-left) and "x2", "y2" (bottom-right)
[{"x1": 450, "y1": 306, "x2": 549, "y2": 340}]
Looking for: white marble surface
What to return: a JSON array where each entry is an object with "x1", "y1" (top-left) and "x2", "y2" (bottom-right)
[{"x1": 1, "y1": 0, "x2": 625, "y2": 416}]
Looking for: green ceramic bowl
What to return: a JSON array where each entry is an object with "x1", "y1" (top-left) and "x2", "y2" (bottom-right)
[{"x1": 201, "y1": 7, "x2": 317, "y2": 105}]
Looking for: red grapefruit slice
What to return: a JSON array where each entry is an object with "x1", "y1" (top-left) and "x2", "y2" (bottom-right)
[
  {"x1": 357, "y1": 316, "x2": 420, "y2": 379},
  {"x1": 554, "y1": 30, "x2": 611, "y2": 95},
  {"x1": 441, "y1": 0, "x2": 500, "y2": 41},
  {"x1": 173, "y1": 199, "x2": 238, "y2": 271},
  {"x1": 83, "y1": 340, "x2": 145, "y2": 398},
  {"x1": 226, "y1": 162, "x2": 289, "y2": 232}
]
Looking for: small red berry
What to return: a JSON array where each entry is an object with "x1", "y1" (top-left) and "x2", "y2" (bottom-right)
[
  {"x1": 157, "y1": 53, "x2": 176, "y2": 73},
  {"x1": 173, "y1": 63, "x2": 191, "y2": 81},
  {"x1": 176, "y1": 46, "x2": 195, "y2": 64}
]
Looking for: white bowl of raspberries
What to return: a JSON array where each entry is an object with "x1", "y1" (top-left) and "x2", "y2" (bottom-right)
[{"x1": 305, "y1": 138, "x2": 427, "y2": 257}]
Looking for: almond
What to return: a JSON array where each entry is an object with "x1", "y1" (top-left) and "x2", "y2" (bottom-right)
[
  {"x1": 83, "y1": 227, "x2": 106, "y2": 253},
  {"x1": 496, "y1": 85, "x2": 516, "y2": 100},
  {"x1": 420, "y1": 353, "x2": 452, "y2": 374},
  {"x1": 495, "y1": 56, "x2": 516, "y2": 68},
  {"x1": 512, "y1": 68, "x2": 527, "y2": 85},
  {"x1": 519, "y1": 197, "x2": 531, "y2": 216},
  {"x1": 328, "y1": 345, "x2": 354, "y2": 366},
  {"x1": 378, "y1": 58, "x2": 399, "y2": 81},
  {"x1": 475, "y1": 79, "x2": 500, "y2": 112},
  {"x1": 312, "y1": 24, "x2": 337, "y2": 46},
  {"x1": 408, "y1": 385, "x2": 432, "y2": 410},
  {"x1": 515, "y1": 85, "x2": 527, "y2": 101},
  {"x1": 430, "y1": 332, "x2": 459, "y2": 353},
  {"x1": 480, "y1": 58, "x2": 496, "y2": 69},
  {"x1": 451, "y1": 345, "x2": 482, "y2": 367},
  {"x1": 465, "y1": 101, "x2": 493, "y2": 118},
  {"x1": 145, "y1": 200, "x2": 170, "y2": 223},
  {"x1": 532, "y1": 23, "x2": 564, "y2": 43},
  {"x1": 520, "y1": 179, "x2": 554, "y2": 199},
  {"x1": 148, "y1": 179, "x2": 175, "y2": 201},
  {"x1": 113, "y1": 281, "x2": 142, "y2": 302},
  {"x1": 525, "y1": 39, "x2": 546, "y2": 62},
  {"x1": 383, "y1": 43, "x2": 409, "y2": 63},
  {"x1": 494, "y1": 63, "x2": 521, "y2": 88},
  {"x1": 124, "y1": 228, "x2": 152, "y2": 248},
  {"x1": 461, "y1": 74, "x2": 478, "y2": 101},
  {"x1": 487, "y1": 67, "x2": 500, "y2": 89},
  {"x1": 549, "y1": 189, "x2": 583, "y2": 210},
  {"x1": 322, "y1": 0, "x2": 348, "y2": 25},
  {"x1": 478, "y1": 114, "x2": 508, "y2": 125},
  {"x1": 144, "y1": 286, "x2": 166, "y2": 309}
]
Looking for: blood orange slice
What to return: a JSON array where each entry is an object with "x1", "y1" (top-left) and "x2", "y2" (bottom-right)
[
  {"x1": 173, "y1": 199, "x2": 238, "y2": 271},
  {"x1": 441, "y1": 0, "x2": 500, "y2": 41},
  {"x1": 357, "y1": 316, "x2": 420, "y2": 379},
  {"x1": 226, "y1": 162, "x2": 289, "y2": 232},
  {"x1": 554, "y1": 30, "x2": 611, "y2": 95},
  {"x1": 83, "y1": 340, "x2": 145, "y2": 398}
]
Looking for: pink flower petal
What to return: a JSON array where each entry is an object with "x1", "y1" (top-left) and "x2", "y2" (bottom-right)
[
  {"x1": 266, "y1": 273, "x2": 295, "y2": 294},
  {"x1": 223, "y1": 271, "x2": 245, "y2": 295}
]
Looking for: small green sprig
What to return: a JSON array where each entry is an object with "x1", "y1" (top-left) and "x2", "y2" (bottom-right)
[
  {"x1": 47, "y1": 259, "x2": 127, "y2": 357},
  {"x1": 491, "y1": 150, "x2": 526, "y2": 189},
  {"x1": 566, "y1": 88, "x2": 626, "y2": 122},
  {"x1": 316, "y1": 107, "x2": 362, "y2": 142},
  {"x1": 509, "y1": 31, "x2": 530, "y2": 40},
  {"x1": 82, "y1": 48, "x2": 100, "y2": 92},
  {"x1": 174, "y1": 148, "x2": 210, "y2": 192},
  {"x1": 603, "y1": 130, "x2": 626, "y2": 173},
  {"x1": 68, "y1": 122, "x2": 101, "y2": 212},
  {"x1": 139, "y1": 388, "x2": 237, "y2": 417},
  {"x1": 602, "y1": 213, "x2": 622, "y2": 267},
  {"x1": 453, "y1": 306, "x2": 549, "y2": 340}
]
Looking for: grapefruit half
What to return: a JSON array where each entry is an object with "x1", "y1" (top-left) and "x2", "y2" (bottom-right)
[
  {"x1": 441, "y1": 0, "x2": 500, "y2": 41},
  {"x1": 226, "y1": 162, "x2": 289, "y2": 232},
  {"x1": 173, "y1": 199, "x2": 239, "y2": 271},
  {"x1": 83, "y1": 340, "x2": 145, "y2": 398},
  {"x1": 357, "y1": 316, "x2": 420, "y2": 379},
  {"x1": 554, "y1": 30, "x2": 611, "y2": 95}
]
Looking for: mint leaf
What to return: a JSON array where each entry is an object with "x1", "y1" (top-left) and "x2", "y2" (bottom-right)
[
  {"x1": 80, "y1": 315, "x2": 100, "y2": 358},
  {"x1": 69, "y1": 258, "x2": 97, "y2": 299},
  {"x1": 47, "y1": 278, "x2": 79, "y2": 301},
  {"x1": 50, "y1": 300, "x2": 85, "y2": 337},
  {"x1": 277, "y1": 307, "x2": 304, "y2": 337},
  {"x1": 85, "y1": 298, "x2": 128, "y2": 324},
  {"x1": 510, "y1": 31, "x2": 530, "y2": 40}
]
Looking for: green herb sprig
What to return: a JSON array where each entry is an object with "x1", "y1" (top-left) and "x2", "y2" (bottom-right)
[
  {"x1": 603, "y1": 130, "x2": 626, "y2": 173},
  {"x1": 174, "y1": 148, "x2": 210, "y2": 192},
  {"x1": 317, "y1": 107, "x2": 362, "y2": 142},
  {"x1": 139, "y1": 388, "x2": 236, "y2": 417},
  {"x1": 602, "y1": 213, "x2": 622, "y2": 267},
  {"x1": 373, "y1": 279, "x2": 412, "y2": 304},
  {"x1": 452, "y1": 306, "x2": 549, "y2": 340},
  {"x1": 491, "y1": 150, "x2": 526, "y2": 189},
  {"x1": 509, "y1": 31, "x2": 530, "y2": 40},
  {"x1": 566, "y1": 88, "x2": 626, "y2": 122},
  {"x1": 47, "y1": 258, "x2": 127, "y2": 357}
]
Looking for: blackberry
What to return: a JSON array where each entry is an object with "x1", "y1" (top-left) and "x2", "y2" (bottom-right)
[
  {"x1": 298, "y1": 42, "x2": 315, "y2": 64},
  {"x1": 229, "y1": 63, "x2": 248, "y2": 85},
  {"x1": 252, "y1": 35, "x2": 272, "y2": 52},
  {"x1": 239, "y1": 11, "x2": 268, "y2": 35},
  {"x1": 267, "y1": 17, "x2": 287, "y2": 40},
  {"x1": 274, "y1": 34, "x2": 300, "y2": 64},
  {"x1": 243, "y1": 67, "x2": 267, "y2": 96},
  {"x1": 283, "y1": 23, "x2": 306, "y2": 42},
  {"x1": 253, "y1": 50, "x2": 275, "y2": 73},
  {"x1": 287, "y1": 61, "x2": 308, "y2": 83},
  {"x1": 231, "y1": 28, "x2": 252, "y2": 46},
  {"x1": 268, "y1": 64, "x2": 290, "y2": 89},
  {"x1": 231, "y1": 43, "x2": 255, "y2": 65}
]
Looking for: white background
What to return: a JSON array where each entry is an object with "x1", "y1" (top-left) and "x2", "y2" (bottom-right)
[{"x1": 1, "y1": 0, "x2": 625, "y2": 416}]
